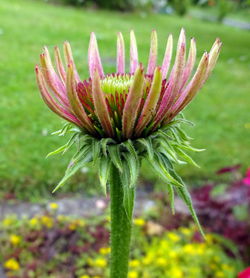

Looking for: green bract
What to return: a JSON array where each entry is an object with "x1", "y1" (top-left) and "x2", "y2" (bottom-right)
[{"x1": 48, "y1": 117, "x2": 204, "y2": 235}]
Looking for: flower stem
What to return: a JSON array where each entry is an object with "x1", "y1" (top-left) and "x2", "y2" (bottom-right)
[{"x1": 110, "y1": 164, "x2": 134, "y2": 278}]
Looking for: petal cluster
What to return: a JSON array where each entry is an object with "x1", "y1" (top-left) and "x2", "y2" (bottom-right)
[{"x1": 36, "y1": 29, "x2": 221, "y2": 141}]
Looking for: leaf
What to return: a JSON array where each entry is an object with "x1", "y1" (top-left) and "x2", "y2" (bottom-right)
[
  {"x1": 92, "y1": 139, "x2": 100, "y2": 165},
  {"x1": 122, "y1": 152, "x2": 139, "y2": 188},
  {"x1": 174, "y1": 147, "x2": 200, "y2": 168},
  {"x1": 108, "y1": 145, "x2": 123, "y2": 172},
  {"x1": 53, "y1": 145, "x2": 92, "y2": 193},
  {"x1": 101, "y1": 138, "x2": 116, "y2": 156},
  {"x1": 120, "y1": 163, "x2": 135, "y2": 220},
  {"x1": 98, "y1": 157, "x2": 111, "y2": 195},
  {"x1": 137, "y1": 138, "x2": 154, "y2": 160}
]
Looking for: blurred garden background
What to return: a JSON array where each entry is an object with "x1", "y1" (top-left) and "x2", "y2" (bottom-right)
[{"x1": 0, "y1": 0, "x2": 250, "y2": 277}]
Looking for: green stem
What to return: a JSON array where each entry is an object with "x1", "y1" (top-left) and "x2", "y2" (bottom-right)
[{"x1": 110, "y1": 164, "x2": 134, "y2": 278}]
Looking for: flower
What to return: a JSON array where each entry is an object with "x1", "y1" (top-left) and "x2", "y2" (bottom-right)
[
  {"x1": 9, "y1": 234, "x2": 21, "y2": 245},
  {"x1": 4, "y1": 258, "x2": 20, "y2": 271},
  {"x1": 41, "y1": 215, "x2": 53, "y2": 228},
  {"x1": 238, "y1": 267, "x2": 250, "y2": 278},
  {"x1": 49, "y1": 202, "x2": 59, "y2": 210},
  {"x1": 128, "y1": 271, "x2": 139, "y2": 278},
  {"x1": 134, "y1": 218, "x2": 145, "y2": 226},
  {"x1": 35, "y1": 29, "x2": 221, "y2": 141}
]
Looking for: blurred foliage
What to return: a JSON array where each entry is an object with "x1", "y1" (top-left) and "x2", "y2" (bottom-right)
[
  {"x1": 0, "y1": 212, "x2": 243, "y2": 278},
  {"x1": 168, "y1": 0, "x2": 191, "y2": 16}
]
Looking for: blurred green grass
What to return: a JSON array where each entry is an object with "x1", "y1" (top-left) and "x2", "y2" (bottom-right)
[{"x1": 0, "y1": 0, "x2": 249, "y2": 197}]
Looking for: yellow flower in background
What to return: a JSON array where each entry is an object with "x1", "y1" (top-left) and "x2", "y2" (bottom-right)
[
  {"x1": 128, "y1": 271, "x2": 138, "y2": 278},
  {"x1": 49, "y1": 202, "x2": 59, "y2": 210},
  {"x1": 69, "y1": 222, "x2": 77, "y2": 231},
  {"x1": 94, "y1": 258, "x2": 107, "y2": 268},
  {"x1": 41, "y1": 215, "x2": 53, "y2": 228},
  {"x1": 129, "y1": 260, "x2": 140, "y2": 268},
  {"x1": 4, "y1": 258, "x2": 20, "y2": 271},
  {"x1": 76, "y1": 219, "x2": 86, "y2": 227},
  {"x1": 134, "y1": 218, "x2": 145, "y2": 226},
  {"x1": 3, "y1": 218, "x2": 15, "y2": 227},
  {"x1": 215, "y1": 271, "x2": 225, "y2": 278},
  {"x1": 29, "y1": 217, "x2": 39, "y2": 227},
  {"x1": 167, "y1": 232, "x2": 180, "y2": 242},
  {"x1": 169, "y1": 268, "x2": 183, "y2": 278},
  {"x1": 180, "y1": 227, "x2": 191, "y2": 236},
  {"x1": 156, "y1": 257, "x2": 167, "y2": 266},
  {"x1": 99, "y1": 247, "x2": 110, "y2": 255},
  {"x1": 183, "y1": 244, "x2": 196, "y2": 254},
  {"x1": 93, "y1": 276, "x2": 101, "y2": 278},
  {"x1": 9, "y1": 235, "x2": 21, "y2": 245},
  {"x1": 80, "y1": 275, "x2": 90, "y2": 278}
]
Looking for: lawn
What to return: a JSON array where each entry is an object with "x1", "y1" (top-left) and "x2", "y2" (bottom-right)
[{"x1": 0, "y1": 0, "x2": 249, "y2": 198}]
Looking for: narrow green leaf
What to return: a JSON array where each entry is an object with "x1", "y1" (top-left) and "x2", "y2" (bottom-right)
[
  {"x1": 101, "y1": 138, "x2": 116, "y2": 156},
  {"x1": 53, "y1": 146, "x2": 92, "y2": 193},
  {"x1": 108, "y1": 145, "x2": 123, "y2": 172},
  {"x1": 137, "y1": 138, "x2": 154, "y2": 160},
  {"x1": 122, "y1": 152, "x2": 139, "y2": 188},
  {"x1": 92, "y1": 140, "x2": 100, "y2": 165},
  {"x1": 98, "y1": 157, "x2": 111, "y2": 195}
]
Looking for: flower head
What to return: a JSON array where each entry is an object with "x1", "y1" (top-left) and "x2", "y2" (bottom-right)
[{"x1": 36, "y1": 29, "x2": 221, "y2": 141}]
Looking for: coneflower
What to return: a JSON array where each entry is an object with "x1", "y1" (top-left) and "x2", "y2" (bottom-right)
[{"x1": 35, "y1": 29, "x2": 221, "y2": 278}]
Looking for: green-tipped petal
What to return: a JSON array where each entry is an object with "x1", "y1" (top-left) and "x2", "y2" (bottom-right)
[
  {"x1": 92, "y1": 70, "x2": 114, "y2": 137},
  {"x1": 135, "y1": 67, "x2": 162, "y2": 136},
  {"x1": 35, "y1": 65, "x2": 81, "y2": 127},
  {"x1": 206, "y1": 38, "x2": 222, "y2": 80},
  {"x1": 63, "y1": 41, "x2": 80, "y2": 82},
  {"x1": 147, "y1": 30, "x2": 158, "y2": 75},
  {"x1": 66, "y1": 63, "x2": 96, "y2": 134},
  {"x1": 122, "y1": 66, "x2": 144, "y2": 139},
  {"x1": 54, "y1": 46, "x2": 66, "y2": 83},
  {"x1": 172, "y1": 52, "x2": 209, "y2": 115}
]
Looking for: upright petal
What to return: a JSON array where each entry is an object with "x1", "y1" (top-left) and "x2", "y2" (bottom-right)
[
  {"x1": 130, "y1": 30, "x2": 139, "y2": 74},
  {"x1": 122, "y1": 66, "x2": 144, "y2": 139},
  {"x1": 181, "y1": 38, "x2": 196, "y2": 88},
  {"x1": 147, "y1": 30, "x2": 158, "y2": 75},
  {"x1": 92, "y1": 70, "x2": 114, "y2": 137},
  {"x1": 168, "y1": 28, "x2": 186, "y2": 98},
  {"x1": 117, "y1": 32, "x2": 125, "y2": 74},
  {"x1": 205, "y1": 38, "x2": 222, "y2": 80},
  {"x1": 63, "y1": 41, "x2": 81, "y2": 82},
  {"x1": 35, "y1": 65, "x2": 81, "y2": 127},
  {"x1": 171, "y1": 52, "x2": 209, "y2": 116},
  {"x1": 161, "y1": 34, "x2": 173, "y2": 79},
  {"x1": 54, "y1": 46, "x2": 66, "y2": 83},
  {"x1": 88, "y1": 33, "x2": 104, "y2": 80},
  {"x1": 135, "y1": 67, "x2": 162, "y2": 136},
  {"x1": 40, "y1": 48, "x2": 69, "y2": 107},
  {"x1": 66, "y1": 63, "x2": 96, "y2": 134}
]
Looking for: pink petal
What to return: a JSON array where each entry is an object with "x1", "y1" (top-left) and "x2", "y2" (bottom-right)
[
  {"x1": 122, "y1": 66, "x2": 144, "y2": 139},
  {"x1": 66, "y1": 63, "x2": 96, "y2": 134},
  {"x1": 88, "y1": 33, "x2": 104, "y2": 80},
  {"x1": 35, "y1": 65, "x2": 81, "y2": 127},
  {"x1": 161, "y1": 34, "x2": 173, "y2": 79},
  {"x1": 130, "y1": 30, "x2": 139, "y2": 74},
  {"x1": 63, "y1": 41, "x2": 81, "y2": 83},
  {"x1": 40, "y1": 48, "x2": 69, "y2": 108},
  {"x1": 54, "y1": 46, "x2": 66, "y2": 84},
  {"x1": 181, "y1": 38, "x2": 196, "y2": 88},
  {"x1": 92, "y1": 70, "x2": 114, "y2": 137},
  {"x1": 147, "y1": 30, "x2": 158, "y2": 75},
  {"x1": 117, "y1": 32, "x2": 125, "y2": 74},
  {"x1": 135, "y1": 67, "x2": 162, "y2": 136}
]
